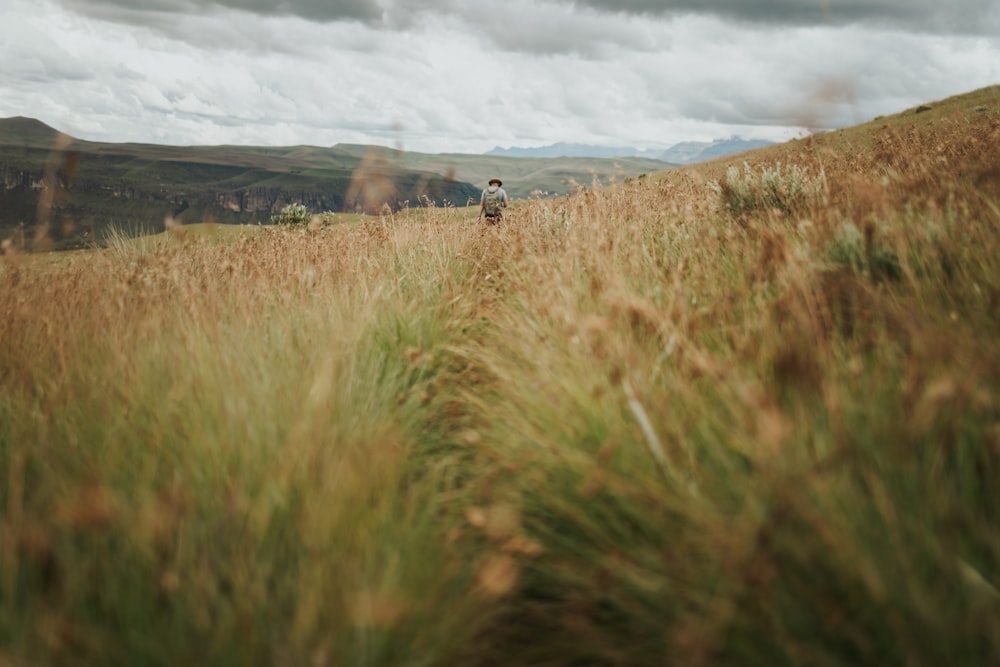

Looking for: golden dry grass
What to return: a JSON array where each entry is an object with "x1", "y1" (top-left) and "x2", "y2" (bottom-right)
[{"x1": 1, "y1": 85, "x2": 999, "y2": 666}]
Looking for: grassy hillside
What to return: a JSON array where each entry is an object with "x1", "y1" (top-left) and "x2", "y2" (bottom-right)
[
  {"x1": 0, "y1": 135, "x2": 475, "y2": 250},
  {"x1": 0, "y1": 119, "x2": 671, "y2": 251},
  {"x1": 1, "y1": 85, "x2": 998, "y2": 666}
]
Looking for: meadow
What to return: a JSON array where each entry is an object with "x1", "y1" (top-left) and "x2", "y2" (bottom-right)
[{"x1": 1, "y1": 86, "x2": 998, "y2": 666}]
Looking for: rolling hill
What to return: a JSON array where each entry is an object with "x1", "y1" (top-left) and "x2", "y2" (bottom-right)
[
  {"x1": 2, "y1": 85, "x2": 999, "y2": 666},
  {"x1": 0, "y1": 119, "x2": 673, "y2": 251}
]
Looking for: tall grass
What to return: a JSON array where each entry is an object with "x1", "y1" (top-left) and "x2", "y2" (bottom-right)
[{"x1": 2, "y1": 87, "x2": 999, "y2": 666}]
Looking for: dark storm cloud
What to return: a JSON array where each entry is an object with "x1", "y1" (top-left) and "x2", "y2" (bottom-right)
[
  {"x1": 63, "y1": 0, "x2": 383, "y2": 23},
  {"x1": 61, "y1": 0, "x2": 998, "y2": 34},
  {"x1": 563, "y1": 0, "x2": 999, "y2": 35}
]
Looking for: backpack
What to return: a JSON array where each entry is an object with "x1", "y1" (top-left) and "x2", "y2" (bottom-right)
[{"x1": 483, "y1": 188, "x2": 502, "y2": 217}]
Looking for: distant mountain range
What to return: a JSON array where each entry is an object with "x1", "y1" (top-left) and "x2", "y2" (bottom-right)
[{"x1": 487, "y1": 138, "x2": 776, "y2": 164}]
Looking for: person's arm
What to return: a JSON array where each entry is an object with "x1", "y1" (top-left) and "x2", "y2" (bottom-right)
[{"x1": 478, "y1": 192, "x2": 484, "y2": 219}]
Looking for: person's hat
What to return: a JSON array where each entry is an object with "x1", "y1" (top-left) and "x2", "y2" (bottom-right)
[{"x1": 489, "y1": 177, "x2": 502, "y2": 186}]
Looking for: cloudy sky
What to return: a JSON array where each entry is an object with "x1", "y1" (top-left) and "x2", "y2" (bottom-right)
[{"x1": 1, "y1": 0, "x2": 998, "y2": 154}]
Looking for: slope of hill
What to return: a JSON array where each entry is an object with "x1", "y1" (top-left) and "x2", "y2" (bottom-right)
[
  {"x1": 0, "y1": 116, "x2": 68, "y2": 146},
  {"x1": 0, "y1": 126, "x2": 481, "y2": 249},
  {"x1": 2, "y1": 86, "x2": 998, "y2": 666},
  {"x1": 0, "y1": 121, "x2": 674, "y2": 250}
]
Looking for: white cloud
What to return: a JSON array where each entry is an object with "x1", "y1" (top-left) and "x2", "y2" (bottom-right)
[{"x1": 0, "y1": 0, "x2": 997, "y2": 154}]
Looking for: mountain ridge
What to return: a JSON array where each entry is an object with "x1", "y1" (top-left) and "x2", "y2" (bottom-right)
[
  {"x1": 0, "y1": 116, "x2": 69, "y2": 146},
  {"x1": 487, "y1": 137, "x2": 777, "y2": 164},
  {"x1": 0, "y1": 117, "x2": 677, "y2": 250}
]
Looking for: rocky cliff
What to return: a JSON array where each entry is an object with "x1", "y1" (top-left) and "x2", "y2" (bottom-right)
[{"x1": 0, "y1": 132, "x2": 478, "y2": 251}]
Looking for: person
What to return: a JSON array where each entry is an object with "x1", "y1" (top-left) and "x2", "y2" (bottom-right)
[{"x1": 478, "y1": 177, "x2": 509, "y2": 224}]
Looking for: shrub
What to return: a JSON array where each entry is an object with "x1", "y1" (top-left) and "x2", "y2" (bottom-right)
[
  {"x1": 711, "y1": 161, "x2": 820, "y2": 216},
  {"x1": 827, "y1": 220, "x2": 902, "y2": 280},
  {"x1": 827, "y1": 221, "x2": 867, "y2": 273},
  {"x1": 270, "y1": 203, "x2": 310, "y2": 226}
]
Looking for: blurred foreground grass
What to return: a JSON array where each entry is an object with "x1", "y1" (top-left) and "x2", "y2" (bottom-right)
[{"x1": 1, "y1": 87, "x2": 999, "y2": 666}]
